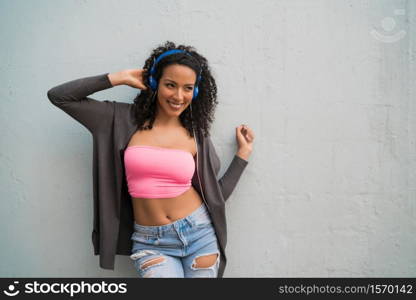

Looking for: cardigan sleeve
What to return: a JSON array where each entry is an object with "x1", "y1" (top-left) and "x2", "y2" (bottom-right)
[
  {"x1": 218, "y1": 155, "x2": 249, "y2": 201},
  {"x1": 206, "y1": 136, "x2": 249, "y2": 202},
  {"x1": 47, "y1": 73, "x2": 115, "y2": 135}
]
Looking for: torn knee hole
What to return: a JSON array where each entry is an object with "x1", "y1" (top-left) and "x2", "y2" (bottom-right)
[
  {"x1": 192, "y1": 253, "x2": 219, "y2": 269},
  {"x1": 140, "y1": 256, "x2": 165, "y2": 270}
]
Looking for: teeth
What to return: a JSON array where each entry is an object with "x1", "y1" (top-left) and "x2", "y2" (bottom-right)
[{"x1": 168, "y1": 101, "x2": 183, "y2": 108}]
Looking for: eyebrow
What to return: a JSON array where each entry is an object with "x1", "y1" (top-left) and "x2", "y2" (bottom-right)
[{"x1": 163, "y1": 78, "x2": 194, "y2": 86}]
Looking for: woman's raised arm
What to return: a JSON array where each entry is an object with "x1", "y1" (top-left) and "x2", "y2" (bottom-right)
[
  {"x1": 47, "y1": 73, "x2": 118, "y2": 135},
  {"x1": 47, "y1": 69, "x2": 147, "y2": 135}
]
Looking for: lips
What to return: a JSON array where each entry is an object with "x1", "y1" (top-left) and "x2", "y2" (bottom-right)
[
  {"x1": 167, "y1": 100, "x2": 184, "y2": 105},
  {"x1": 167, "y1": 100, "x2": 184, "y2": 109}
]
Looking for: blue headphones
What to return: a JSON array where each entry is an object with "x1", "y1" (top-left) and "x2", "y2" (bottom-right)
[{"x1": 148, "y1": 49, "x2": 202, "y2": 100}]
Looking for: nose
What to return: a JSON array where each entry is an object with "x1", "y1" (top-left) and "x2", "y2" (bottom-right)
[{"x1": 173, "y1": 88, "x2": 185, "y2": 101}]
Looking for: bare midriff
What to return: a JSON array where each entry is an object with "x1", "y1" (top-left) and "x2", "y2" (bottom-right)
[
  {"x1": 128, "y1": 121, "x2": 203, "y2": 226},
  {"x1": 131, "y1": 187, "x2": 203, "y2": 226}
]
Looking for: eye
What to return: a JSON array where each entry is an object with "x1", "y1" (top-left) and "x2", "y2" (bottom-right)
[
  {"x1": 166, "y1": 83, "x2": 174, "y2": 87},
  {"x1": 187, "y1": 86, "x2": 194, "y2": 91}
]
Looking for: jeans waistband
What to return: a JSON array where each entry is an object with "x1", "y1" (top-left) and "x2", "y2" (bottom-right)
[{"x1": 133, "y1": 202, "x2": 210, "y2": 235}]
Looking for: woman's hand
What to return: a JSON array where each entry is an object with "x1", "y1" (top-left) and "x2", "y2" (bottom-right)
[
  {"x1": 122, "y1": 69, "x2": 148, "y2": 90},
  {"x1": 236, "y1": 124, "x2": 255, "y2": 161},
  {"x1": 108, "y1": 69, "x2": 148, "y2": 90}
]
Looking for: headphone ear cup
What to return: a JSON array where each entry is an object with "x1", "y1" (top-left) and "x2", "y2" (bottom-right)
[
  {"x1": 149, "y1": 76, "x2": 157, "y2": 91},
  {"x1": 193, "y1": 72, "x2": 202, "y2": 99},
  {"x1": 193, "y1": 85, "x2": 199, "y2": 99}
]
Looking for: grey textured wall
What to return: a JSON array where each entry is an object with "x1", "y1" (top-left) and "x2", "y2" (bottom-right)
[{"x1": 0, "y1": 0, "x2": 415, "y2": 277}]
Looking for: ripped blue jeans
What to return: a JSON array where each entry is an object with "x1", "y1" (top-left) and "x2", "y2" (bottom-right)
[{"x1": 130, "y1": 202, "x2": 221, "y2": 278}]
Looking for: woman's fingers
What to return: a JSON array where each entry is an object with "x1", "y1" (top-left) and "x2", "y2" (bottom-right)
[
  {"x1": 137, "y1": 82, "x2": 148, "y2": 90},
  {"x1": 137, "y1": 69, "x2": 148, "y2": 90},
  {"x1": 241, "y1": 125, "x2": 255, "y2": 142}
]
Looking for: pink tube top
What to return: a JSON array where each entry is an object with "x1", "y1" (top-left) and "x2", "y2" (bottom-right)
[{"x1": 123, "y1": 145, "x2": 195, "y2": 198}]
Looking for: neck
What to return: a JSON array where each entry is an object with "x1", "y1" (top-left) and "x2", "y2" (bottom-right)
[{"x1": 154, "y1": 107, "x2": 182, "y2": 128}]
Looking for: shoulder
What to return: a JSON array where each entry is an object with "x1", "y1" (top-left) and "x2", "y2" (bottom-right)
[
  {"x1": 204, "y1": 134, "x2": 220, "y2": 159},
  {"x1": 113, "y1": 101, "x2": 134, "y2": 110},
  {"x1": 113, "y1": 101, "x2": 135, "y2": 115},
  {"x1": 203, "y1": 132, "x2": 214, "y2": 146},
  {"x1": 111, "y1": 101, "x2": 136, "y2": 125},
  {"x1": 204, "y1": 133, "x2": 221, "y2": 174}
]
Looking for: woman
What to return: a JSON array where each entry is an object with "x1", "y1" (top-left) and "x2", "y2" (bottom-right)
[{"x1": 47, "y1": 41, "x2": 255, "y2": 278}]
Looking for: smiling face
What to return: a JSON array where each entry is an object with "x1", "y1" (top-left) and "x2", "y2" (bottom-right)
[{"x1": 156, "y1": 63, "x2": 197, "y2": 117}]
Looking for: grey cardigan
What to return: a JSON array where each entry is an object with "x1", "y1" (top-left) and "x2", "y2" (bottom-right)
[{"x1": 47, "y1": 73, "x2": 249, "y2": 278}]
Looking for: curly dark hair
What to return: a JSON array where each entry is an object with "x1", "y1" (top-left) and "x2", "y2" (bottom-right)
[{"x1": 132, "y1": 41, "x2": 218, "y2": 139}]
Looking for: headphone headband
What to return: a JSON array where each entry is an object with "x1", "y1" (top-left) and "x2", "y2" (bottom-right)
[{"x1": 152, "y1": 49, "x2": 187, "y2": 67}]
